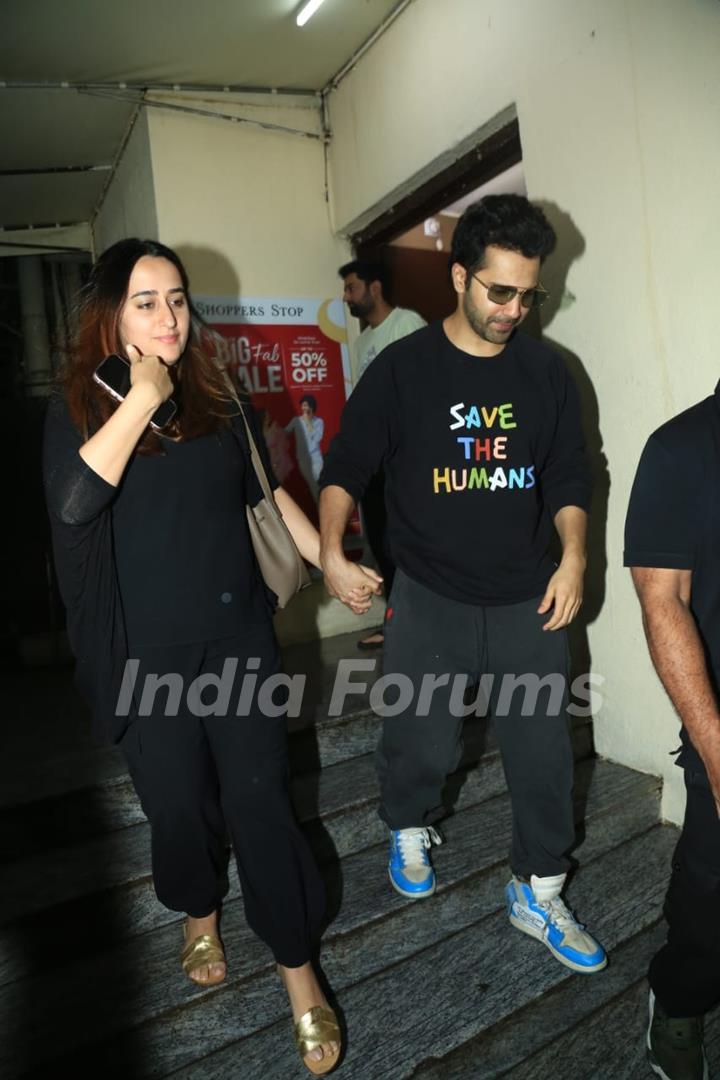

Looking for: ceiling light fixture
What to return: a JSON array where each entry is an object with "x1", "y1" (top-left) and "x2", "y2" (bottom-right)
[{"x1": 296, "y1": 0, "x2": 327, "y2": 27}]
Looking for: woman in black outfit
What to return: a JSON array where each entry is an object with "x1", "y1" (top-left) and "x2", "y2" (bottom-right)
[{"x1": 43, "y1": 239, "x2": 370, "y2": 1075}]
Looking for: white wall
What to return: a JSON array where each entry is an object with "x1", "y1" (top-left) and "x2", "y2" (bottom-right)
[
  {"x1": 144, "y1": 93, "x2": 349, "y2": 298},
  {"x1": 93, "y1": 110, "x2": 158, "y2": 254},
  {"x1": 326, "y1": 0, "x2": 720, "y2": 822}
]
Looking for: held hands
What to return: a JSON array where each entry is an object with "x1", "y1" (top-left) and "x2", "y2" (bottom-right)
[
  {"x1": 322, "y1": 553, "x2": 383, "y2": 615},
  {"x1": 347, "y1": 566, "x2": 384, "y2": 614},
  {"x1": 126, "y1": 343, "x2": 174, "y2": 408},
  {"x1": 537, "y1": 552, "x2": 585, "y2": 631}
]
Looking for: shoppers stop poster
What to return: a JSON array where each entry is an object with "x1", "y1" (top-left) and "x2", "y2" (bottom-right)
[{"x1": 196, "y1": 296, "x2": 360, "y2": 538}]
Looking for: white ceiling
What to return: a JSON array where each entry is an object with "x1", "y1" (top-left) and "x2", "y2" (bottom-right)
[{"x1": 0, "y1": 0, "x2": 405, "y2": 234}]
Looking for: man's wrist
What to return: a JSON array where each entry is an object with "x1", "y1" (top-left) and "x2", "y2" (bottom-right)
[
  {"x1": 319, "y1": 542, "x2": 347, "y2": 570},
  {"x1": 560, "y1": 547, "x2": 587, "y2": 568},
  {"x1": 696, "y1": 730, "x2": 720, "y2": 777}
]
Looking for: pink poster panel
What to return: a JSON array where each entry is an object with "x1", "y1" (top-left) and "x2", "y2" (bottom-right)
[{"x1": 197, "y1": 296, "x2": 361, "y2": 542}]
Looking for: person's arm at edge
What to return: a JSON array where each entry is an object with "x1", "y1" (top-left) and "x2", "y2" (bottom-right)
[
  {"x1": 319, "y1": 484, "x2": 383, "y2": 607},
  {"x1": 631, "y1": 565, "x2": 720, "y2": 813},
  {"x1": 538, "y1": 505, "x2": 588, "y2": 630}
]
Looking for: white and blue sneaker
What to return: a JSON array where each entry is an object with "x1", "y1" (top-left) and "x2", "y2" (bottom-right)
[
  {"x1": 506, "y1": 872, "x2": 607, "y2": 974},
  {"x1": 388, "y1": 826, "x2": 442, "y2": 899}
]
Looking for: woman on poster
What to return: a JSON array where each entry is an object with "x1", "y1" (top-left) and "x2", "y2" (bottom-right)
[
  {"x1": 285, "y1": 395, "x2": 325, "y2": 501},
  {"x1": 43, "y1": 238, "x2": 375, "y2": 1075}
]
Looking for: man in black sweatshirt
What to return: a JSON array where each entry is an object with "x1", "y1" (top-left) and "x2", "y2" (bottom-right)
[{"x1": 319, "y1": 195, "x2": 605, "y2": 974}]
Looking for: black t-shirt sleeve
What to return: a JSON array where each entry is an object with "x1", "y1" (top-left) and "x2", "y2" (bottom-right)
[
  {"x1": 319, "y1": 354, "x2": 396, "y2": 502},
  {"x1": 541, "y1": 360, "x2": 592, "y2": 516},
  {"x1": 624, "y1": 432, "x2": 702, "y2": 569}
]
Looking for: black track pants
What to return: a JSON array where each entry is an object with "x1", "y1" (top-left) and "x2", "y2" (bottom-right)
[
  {"x1": 120, "y1": 624, "x2": 325, "y2": 967},
  {"x1": 650, "y1": 767, "x2": 720, "y2": 1017},
  {"x1": 377, "y1": 570, "x2": 576, "y2": 878}
]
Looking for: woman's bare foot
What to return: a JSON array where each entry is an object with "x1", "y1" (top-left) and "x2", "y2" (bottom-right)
[
  {"x1": 183, "y1": 912, "x2": 226, "y2": 985},
  {"x1": 278, "y1": 962, "x2": 340, "y2": 1071}
]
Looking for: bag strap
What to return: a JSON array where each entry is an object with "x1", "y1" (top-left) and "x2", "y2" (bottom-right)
[
  {"x1": 239, "y1": 403, "x2": 277, "y2": 506},
  {"x1": 224, "y1": 377, "x2": 276, "y2": 506}
]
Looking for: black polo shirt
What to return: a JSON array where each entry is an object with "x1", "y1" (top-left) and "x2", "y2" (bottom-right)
[{"x1": 624, "y1": 382, "x2": 720, "y2": 772}]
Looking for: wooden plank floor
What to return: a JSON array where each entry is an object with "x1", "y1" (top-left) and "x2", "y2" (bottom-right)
[{"x1": 3, "y1": 631, "x2": 711, "y2": 1079}]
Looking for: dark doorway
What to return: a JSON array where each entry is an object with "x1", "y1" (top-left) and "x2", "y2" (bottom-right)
[{"x1": 353, "y1": 116, "x2": 523, "y2": 323}]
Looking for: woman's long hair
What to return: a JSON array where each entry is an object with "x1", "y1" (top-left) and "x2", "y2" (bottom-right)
[{"x1": 60, "y1": 238, "x2": 234, "y2": 453}]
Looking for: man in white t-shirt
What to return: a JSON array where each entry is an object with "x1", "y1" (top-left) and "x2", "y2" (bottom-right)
[
  {"x1": 340, "y1": 260, "x2": 426, "y2": 384},
  {"x1": 338, "y1": 259, "x2": 426, "y2": 648}
]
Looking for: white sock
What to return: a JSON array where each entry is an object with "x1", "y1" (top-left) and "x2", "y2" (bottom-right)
[{"x1": 528, "y1": 872, "x2": 566, "y2": 902}]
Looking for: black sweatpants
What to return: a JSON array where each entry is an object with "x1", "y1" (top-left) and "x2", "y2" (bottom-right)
[
  {"x1": 649, "y1": 766, "x2": 720, "y2": 1017},
  {"x1": 120, "y1": 623, "x2": 325, "y2": 967},
  {"x1": 378, "y1": 570, "x2": 576, "y2": 878}
]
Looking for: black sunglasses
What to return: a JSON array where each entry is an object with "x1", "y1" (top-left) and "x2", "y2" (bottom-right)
[{"x1": 473, "y1": 275, "x2": 549, "y2": 309}]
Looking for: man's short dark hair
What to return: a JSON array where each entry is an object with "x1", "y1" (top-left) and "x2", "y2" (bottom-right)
[
  {"x1": 450, "y1": 195, "x2": 556, "y2": 277},
  {"x1": 338, "y1": 259, "x2": 391, "y2": 301}
]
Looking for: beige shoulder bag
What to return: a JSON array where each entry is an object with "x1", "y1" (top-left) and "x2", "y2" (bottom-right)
[{"x1": 233, "y1": 398, "x2": 311, "y2": 609}]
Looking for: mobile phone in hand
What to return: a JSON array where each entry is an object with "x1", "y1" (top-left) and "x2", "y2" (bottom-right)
[{"x1": 93, "y1": 354, "x2": 177, "y2": 431}]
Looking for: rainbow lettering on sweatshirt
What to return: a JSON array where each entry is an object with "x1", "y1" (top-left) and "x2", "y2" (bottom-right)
[{"x1": 432, "y1": 401, "x2": 535, "y2": 494}]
